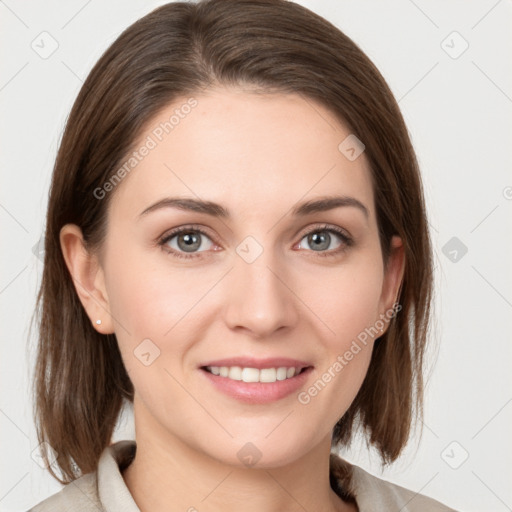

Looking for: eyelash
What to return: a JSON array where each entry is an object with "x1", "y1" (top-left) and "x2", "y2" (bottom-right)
[{"x1": 157, "y1": 223, "x2": 353, "y2": 260}]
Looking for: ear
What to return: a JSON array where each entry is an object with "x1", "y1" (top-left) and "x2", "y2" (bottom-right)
[
  {"x1": 59, "y1": 224, "x2": 115, "y2": 334},
  {"x1": 377, "y1": 235, "x2": 405, "y2": 335}
]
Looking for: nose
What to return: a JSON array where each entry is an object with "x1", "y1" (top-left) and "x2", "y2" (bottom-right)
[{"x1": 223, "y1": 246, "x2": 299, "y2": 338}]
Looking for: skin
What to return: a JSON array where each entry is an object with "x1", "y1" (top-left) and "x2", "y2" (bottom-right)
[{"x1": 60, "y1": 87, "x2": 405, "y2": 512}]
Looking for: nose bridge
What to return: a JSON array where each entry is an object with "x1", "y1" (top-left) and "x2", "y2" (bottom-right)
[{"x1": 224, "y1": 235, "x2": 298, "y2": 336}]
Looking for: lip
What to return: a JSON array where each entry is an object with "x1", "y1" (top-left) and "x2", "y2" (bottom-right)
[
  {"x1": 199, "y1": 366, "x2": 314, "y2": 404},
  {"x1": 198, "y1": 357, "x2": 312, "y2": 370}
]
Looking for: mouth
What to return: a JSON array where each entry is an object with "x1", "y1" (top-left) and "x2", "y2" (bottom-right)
[
  {"x1": 200, "y1": 364, "x2": 312, "y2": 383},
  {"x1": 199, "y1": 364, "x2": 314, "y2": 404}
]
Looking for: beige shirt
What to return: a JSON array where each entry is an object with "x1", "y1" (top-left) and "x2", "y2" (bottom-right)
[{"x1": 28, "y1": 440, "x2": 458, "y2": 511}]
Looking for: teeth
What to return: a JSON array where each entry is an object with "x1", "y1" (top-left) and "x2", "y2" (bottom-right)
[{"x1": 206, "y1": 366, "x2": 304, "y2": 383}]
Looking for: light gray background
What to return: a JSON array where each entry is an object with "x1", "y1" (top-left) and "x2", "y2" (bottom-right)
[{"x1": 1, "y1": 1, "x2": 511, "y2": 511}]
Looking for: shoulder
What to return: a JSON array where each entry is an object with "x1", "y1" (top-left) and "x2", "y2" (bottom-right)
[
  {"x1": 330, "y1": 453, "x2": 459, "y2": 511},
  {"x1": 350, "y1": 464, "x2": 459, "y2": 511},
  {"x1": 26, "y1": 472, "x2": 102, "y2": 512},
  {"x1": 27, "y1": 440, "x2": 138, "y2": 512}
]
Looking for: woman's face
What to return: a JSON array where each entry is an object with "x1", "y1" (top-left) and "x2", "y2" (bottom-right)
[{"x1": 92, "y1": 87, "x2": 403, "y2": 466}]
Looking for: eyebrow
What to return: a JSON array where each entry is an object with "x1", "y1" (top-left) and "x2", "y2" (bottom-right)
[{"x1": 138, "y1": 195, "x2": 369, "y2": 221}]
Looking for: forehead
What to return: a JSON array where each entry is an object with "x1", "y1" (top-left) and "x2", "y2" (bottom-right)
[{"x1": 108, "y1": 87, "x2": 375, "y2": 224}]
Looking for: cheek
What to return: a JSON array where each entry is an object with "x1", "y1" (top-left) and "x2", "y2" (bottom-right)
[
  {"x1": 296, "y1": 254, "x2": 384, "y2": 347},
  {"x1": 104, "y1": 257, "x2": 200, "y2": 413},
  {"x1": 105, "y1": 246, "x2": 205, "y2": 336},
  {"x1": 292, "y1": 256, "x2": 383, "y2": 412},
  {"x1": 103, "y1": 248, "x2": 217, "y2": 382}
]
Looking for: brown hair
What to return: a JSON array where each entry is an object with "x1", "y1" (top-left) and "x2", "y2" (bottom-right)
[{"x1": 31, "y1": 0, "x2": 434, "y2": 484}]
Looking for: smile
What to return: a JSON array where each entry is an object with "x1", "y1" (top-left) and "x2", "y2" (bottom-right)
[
  {"x1": 203, "y1": 365, "x2": 307, "y2": 383},
  {"x1": 200, "y1": 365, "x2": 314, "y2": 404}
]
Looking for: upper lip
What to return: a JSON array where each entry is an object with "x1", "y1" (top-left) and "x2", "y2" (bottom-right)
[{"x1": 199, "y1": 357, "x2": 313, "y2": 370}]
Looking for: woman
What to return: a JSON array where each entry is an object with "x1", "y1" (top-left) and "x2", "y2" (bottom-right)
[{"x1": 28, "y1": 0, "x2": 456, "y2": 510}]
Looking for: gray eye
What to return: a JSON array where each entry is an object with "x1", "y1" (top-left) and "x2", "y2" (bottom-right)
[
  {"x1": 298, "y1": 230, "x2": 343, "y2": 252},
  {"x1": 166, "y1": 231, "x2": 214, "y2": 253}
]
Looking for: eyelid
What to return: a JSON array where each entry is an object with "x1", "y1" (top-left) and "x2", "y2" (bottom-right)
[
  {"x1": 296, "y1": 223, "x2": 352, "y2": 243},
  {"x1": 159, "y1": 223, "x2": 216, "y2": 242}
]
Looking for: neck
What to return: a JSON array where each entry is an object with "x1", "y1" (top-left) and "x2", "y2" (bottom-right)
[{"x1": 122, "y1": 399, "x2": 357, "y2": 512}]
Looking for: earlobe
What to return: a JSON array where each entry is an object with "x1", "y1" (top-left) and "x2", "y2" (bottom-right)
[
  {"x1": 378, "y1": 235, "x2": 405, "y2": 334},
  {"x1": 59, "y1": 224, "x2": 115, "y2": 334}
]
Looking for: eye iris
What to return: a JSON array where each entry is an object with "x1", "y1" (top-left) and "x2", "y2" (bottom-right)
[
  {"x1": 177, "y1": 232, "x2": 201, "y2": 252},
  {"x1": 308, "y1": 232, "x2": 330, "y2": 251}
]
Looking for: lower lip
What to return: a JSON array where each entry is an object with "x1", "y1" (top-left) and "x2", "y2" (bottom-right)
[{"x1": 199, "y1": 367, "x2": 314, "y2": 404}]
